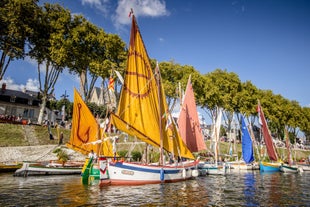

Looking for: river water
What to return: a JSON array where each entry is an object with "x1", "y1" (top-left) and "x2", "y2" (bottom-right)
[{"x1": 0, "y1": 171, "x2": 309, "y2": 206}]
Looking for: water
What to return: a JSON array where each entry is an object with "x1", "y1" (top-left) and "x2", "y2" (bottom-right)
[{"x1": 0, "y1": 171, "x2": 310, "y2": 206}]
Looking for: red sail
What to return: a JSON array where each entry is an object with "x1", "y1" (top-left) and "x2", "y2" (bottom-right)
[
  {"x1": 257, "y1": 103, "x2": 278, "y2": 161},
  {"x1": 177, "y1": 77, "x2": 206, "y2": 152}
]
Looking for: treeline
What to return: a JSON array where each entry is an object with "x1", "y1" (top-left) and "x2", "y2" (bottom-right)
[
  {"x1": 1, "y1": 1, "x2": 309, "y2": 142},
  {"x1": 157, "y1": 62, "x2": 310, "y2": 143}
]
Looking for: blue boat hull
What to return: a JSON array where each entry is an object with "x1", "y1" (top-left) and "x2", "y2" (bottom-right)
[{"x1": 259, "y1": 162, "x2": 280, "y2": 172}]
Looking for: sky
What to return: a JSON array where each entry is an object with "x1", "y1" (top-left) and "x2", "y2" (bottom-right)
[{"x1": 2, "y1": 0, "x2": 310, "y2": 109}]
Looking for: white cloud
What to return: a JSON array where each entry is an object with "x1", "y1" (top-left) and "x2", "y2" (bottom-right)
[
  {"x1": 81, "y1": 0, "x2": 111, "y2": 17},
  {"x1": 80, "y1": 0, "x2": 169, "y2": 29},
  {"x1": 24, "y1": 79, "x2": 40, "y2": 92},
  {"x1": 113, "y1": 0, "x2": 170, "y2": 28},
  {"x1": 0, "y1": 77, "x2": 39, "y2": 92}
]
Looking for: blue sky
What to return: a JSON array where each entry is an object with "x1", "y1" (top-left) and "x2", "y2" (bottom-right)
[{"x1": 2, "y1": 0, "x2": 310, "y2": 108}]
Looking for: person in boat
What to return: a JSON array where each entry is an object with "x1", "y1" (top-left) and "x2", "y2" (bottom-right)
[{"x1": 88, "y1": 150, "x2": 97, "y2": 162}]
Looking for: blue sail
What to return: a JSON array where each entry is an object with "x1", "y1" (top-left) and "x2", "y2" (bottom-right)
[{"x1": 241, "y1": 115, "x2": 255, "y2": 164}]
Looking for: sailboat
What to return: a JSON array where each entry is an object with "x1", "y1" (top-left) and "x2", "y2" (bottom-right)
[
  {"x1": 67, "y1": 88, "x2": 114, "y2": 183},
  {"x1": 198, "y1": 107, "x2": 229, "y2": 175},
  {"x1": 176, "y1": 76, "x2": 214, "y2": 175},
  {"x1": 96, "y1": 14, "x2": 198, "y2": 185},
  {"x1": 229, "y1": 115, "x2": 257, "y2": 171},
  {"x1": 257, "y1": 101, "x2": 281, "y2": 172},
  {"x1": 279, "y1": 128, "x2": 300, "y2": 173}
]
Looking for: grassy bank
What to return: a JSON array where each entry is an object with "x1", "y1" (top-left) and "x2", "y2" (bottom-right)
[
  {"x1": 1, "y1": 123, "x2": 309, "y2": 162},
  {"x1": 0, "y1": 123, "x2": 71, "y2": 147}
]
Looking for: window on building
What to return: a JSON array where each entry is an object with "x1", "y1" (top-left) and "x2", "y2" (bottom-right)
[
  {"x1": 23, "y1": 109, "x2": 28, "y2": 117},
  {"x1": 10, "y1": 96, "x2": 16, "y2": 103},
  {"x1": 29, "y1": 109, "x2": 34, "y2": 118}
]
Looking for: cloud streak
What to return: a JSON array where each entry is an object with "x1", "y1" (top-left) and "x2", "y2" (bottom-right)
[
  {"x1": 0, "y1": 77, "x2": 39, "y2": 92},
  {"x1": 80, "y1": 0, "x2": 169, "y2": 29}
]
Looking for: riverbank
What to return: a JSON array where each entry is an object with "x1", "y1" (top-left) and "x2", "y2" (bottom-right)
[{"x1": 0, "y1": 145, "x2": 86, "y2": 163}]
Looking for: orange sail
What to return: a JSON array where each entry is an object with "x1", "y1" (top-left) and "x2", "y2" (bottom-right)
[
  {"x1": 178, "y1": 76, "x2": 206, "y2": 152},
  {"x1": 67, "y1": 89, "x2": 114, "y2": 157},
  {"x1": 111, "y1": 16, "x2": 194, "y2": 160}
]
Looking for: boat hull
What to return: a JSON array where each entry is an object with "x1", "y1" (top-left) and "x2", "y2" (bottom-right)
[
  {"x1": 259, "y1": 162, "x2": 280, "y2": 172},
  {"x1": 0, "y1": 162, "x2": 22, "y2": 172},
  {"x1": 14, "y1": 162, "x2": 82, "y2": 176},
  {"x1": 298, "y1": 163, "x2": 310, "y2": 171},
  {"x1": 99, "y1": 160, "x2": 199, "y2": 186},
  {"x1": 198, "y1": 162, "x2": 229, "y2": 175},
  {"x1": 279, "y1": 164, "x2": 299, "y2": 173},
  {"x1": 228, "y1": 161, "x2": 259, "y2": 171}
]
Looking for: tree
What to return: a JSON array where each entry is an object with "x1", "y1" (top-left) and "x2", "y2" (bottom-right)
[
  {"x1": 0, "y1": 0, "x2": 39, "y2": 80},
  {"x1": 65, "y1": 16, "x2": 126, "y2": 103},
  {"x1": 301, "y1": 107, "x2": 310, "y2": 144},
  {"x1": 28, "y1": 3, "x2": 71, "y2": 124}
]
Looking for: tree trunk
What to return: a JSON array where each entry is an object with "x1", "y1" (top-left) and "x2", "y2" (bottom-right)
[
  {"x1": 80, "y1": 70, "x2": 86, "y2": 100},
  {"x1": 37, "y1": 95, "x2": 47, "y2": 125}
]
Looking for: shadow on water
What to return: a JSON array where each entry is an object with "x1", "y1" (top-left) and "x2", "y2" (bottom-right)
[{"x1": 1, "y1": 171, "x2": 310, "y2": 206}]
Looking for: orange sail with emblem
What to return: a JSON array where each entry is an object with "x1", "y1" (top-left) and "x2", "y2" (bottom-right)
[
  {"x1": 111, "y1": 15, "x2": 193, "y2": 160},
  {"x1": 67, "y1": 88, "x2": 114, "y2": 157}
]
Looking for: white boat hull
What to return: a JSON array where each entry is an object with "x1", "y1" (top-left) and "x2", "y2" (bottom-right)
[
  {"x1": 229, "y1": 161, "x2": 259, "y2": 171},
  {"x1": 279, "y1": 164, "x2": 299, "y2": 173},
  {"x1": 14, "y1": 162, "x2": 82, "y2": 176},
  {"x1": 99, "y1": 160, "x2": 199, "y2": 185},
  {"x1": 298, "y1": 164, "x2": 310, "y2": 171},
  {"x1": 198, "y1": 162, "x2": 229, "y2": 175}
]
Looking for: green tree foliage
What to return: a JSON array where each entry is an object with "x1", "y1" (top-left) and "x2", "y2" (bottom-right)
[
  {"x1": 300, "y1": 107, "x2": 310, "y2": 143},
  {"x1": 201, "y1": 69, "x2": 241, "y2": 120},
  {"x1": 28, "y1": 3, "x2": 71, "y2": 124},
  {"x1": 65, "y1": 16, "x2": 127, "y2": 102},
  {"x1": 0, "y1": 0, "x2": 39, "y2": 80}
]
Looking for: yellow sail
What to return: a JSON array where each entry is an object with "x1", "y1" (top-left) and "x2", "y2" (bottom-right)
[
  {"x1": 100, "y1": 130, "x2": 117, "y2": 157},
  {"x1": 67, "y1": 88, "x2": 114, "y2": 157},
  {"x1": 111, "y1": 16, "x2": 194, "y2": 159}
]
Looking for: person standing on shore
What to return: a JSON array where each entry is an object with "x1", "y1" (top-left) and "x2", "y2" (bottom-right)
[{"x1": 58, "y1": 132, "x2": 63, "y2": 145}]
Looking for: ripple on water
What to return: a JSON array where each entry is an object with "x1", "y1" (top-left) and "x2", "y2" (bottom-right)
[{"x1": 1, "y1": 171, "x2": 310, "y2": 206}]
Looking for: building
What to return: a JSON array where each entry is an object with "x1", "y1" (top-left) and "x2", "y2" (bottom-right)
[
  {"x1": 89, "y1": 82, "x2": 116, "y2": 111},
  {"x1": 0, "y1": 83, "x2": 41, "y2": 123}
]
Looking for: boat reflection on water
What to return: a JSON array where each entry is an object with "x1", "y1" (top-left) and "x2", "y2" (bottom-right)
[
  {"x1": 243, "y1": 172, "x2": 259, "y2": 207},
  {"x1": 1, "y1": 172, "x2": 310, "y2": 206}
]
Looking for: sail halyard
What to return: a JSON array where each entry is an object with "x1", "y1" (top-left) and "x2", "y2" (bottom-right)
[{"x1": 110, "y1": 15, "x2": 194, "y2": 160}]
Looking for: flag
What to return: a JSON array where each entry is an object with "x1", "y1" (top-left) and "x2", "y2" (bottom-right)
[
  {"x1": 257, "y1": 103, "x2": 263, "y2": 125},
  {"x1": 108, "y1": 77, "x2": 115, "y2": 92},
  {"x1": 114, "y1": 70, "x2": 124, "y2": 84},
  {"x1": 61, "y1": 105, "x2": 65, "y2": 122}
]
